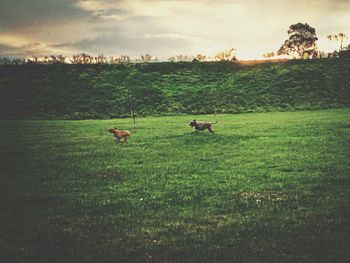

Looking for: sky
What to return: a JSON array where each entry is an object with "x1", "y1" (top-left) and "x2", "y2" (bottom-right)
[{"x1": 0, "y1": 0, "x2": 349, "y2": 60}]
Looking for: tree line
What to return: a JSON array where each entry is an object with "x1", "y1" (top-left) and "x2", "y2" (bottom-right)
[{"x1": 0, "y1": 49, "x2": 237, "y2": 65}]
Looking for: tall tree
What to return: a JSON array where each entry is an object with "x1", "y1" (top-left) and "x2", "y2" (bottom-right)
[
  {"x1": 278, "y1": 23, "x2": 318, "y2": 59},
  {"x1": 327, "y1": 33, "x2": 348, "y2": 51}
]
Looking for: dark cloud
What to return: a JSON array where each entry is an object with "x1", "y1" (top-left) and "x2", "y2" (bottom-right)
[
  {"x1": 0, "y1": 42, "x2": 45, "y2": 57},
  {"x1": 0, "y1": 0, "x2": 83, "y2": 31},
  {"x1": 53, "y1": 31, "x2": 192, "y2": 56},
  {"x1": 0, "y1": 43, "x2": 19, "y2": 56},
  {"x1": 0, "y1": 0, "x2": 120, "y2": 32}
]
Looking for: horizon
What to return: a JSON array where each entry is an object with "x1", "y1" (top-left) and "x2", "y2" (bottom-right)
[{"x1": 1, "y1": 0, "x2": 349, "y2": 60}]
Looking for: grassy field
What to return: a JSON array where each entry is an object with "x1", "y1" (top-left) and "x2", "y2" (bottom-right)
[{"x1": 1, "y1": 109, "x2": 350, "y2": 262}]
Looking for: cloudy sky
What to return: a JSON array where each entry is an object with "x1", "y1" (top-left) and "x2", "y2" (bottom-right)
[{"x1": 0, "y1": 0, "x2": 349, "y2": 60}]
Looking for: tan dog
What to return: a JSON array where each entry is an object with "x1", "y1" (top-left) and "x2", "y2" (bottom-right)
[
  {"x1": 189, "y1": 120, "x2": 217, "y2": 134},
  {"x1": 108, "y1": 127, "x2": 131, "y2": 144}
]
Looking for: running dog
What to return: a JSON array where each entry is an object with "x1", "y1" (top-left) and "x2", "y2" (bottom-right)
[
  {"x1": 189, "y1": 120, "x2": 217, "y2": 134},
  {"x1": 108, "y1": 128, "x2": 131, "y2": 144}
]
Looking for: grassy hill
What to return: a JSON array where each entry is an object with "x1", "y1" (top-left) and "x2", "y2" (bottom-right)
[{"x1": 0, "y1": 59, "x2": 349, "y2": 119}]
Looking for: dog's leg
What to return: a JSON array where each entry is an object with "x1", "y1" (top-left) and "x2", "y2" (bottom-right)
[
  {"x1": 114, "y1": 138, "x2": 121, "y2": 144},
  {"x1": 124, "y1": 136, "x2": 128, "y2": 144},
  {"x1": 208, "y1": 125, "x2": 214, "y2": 134}
]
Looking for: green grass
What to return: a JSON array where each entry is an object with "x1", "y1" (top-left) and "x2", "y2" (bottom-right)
[
  {"x1": 1, "y1": 109, "x2": 350, "y2": 262},
  {"x1": 1, "y1": 59, "x2": 350, "y2": 119}
]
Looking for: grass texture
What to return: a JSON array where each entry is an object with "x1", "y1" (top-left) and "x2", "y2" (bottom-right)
[{"x1": 1, "y1": 109, "x2": 350, "y2": 262}]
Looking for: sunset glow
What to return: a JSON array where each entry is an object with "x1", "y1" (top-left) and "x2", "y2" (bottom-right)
[{"x1": 0, "y1": 0, "x2": 349, "y2": 60}]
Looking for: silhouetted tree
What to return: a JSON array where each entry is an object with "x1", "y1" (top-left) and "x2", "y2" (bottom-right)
[
  {"x1": 120, "y1": 55, "x2": 131, "y2": 63},
  {"x1": 140, "y1": 54, "x2": 152, "y2": 62},
  {"x1": 317, "y1": 51, "x2": 328, "y2": 58},
  {"x1": 194, "y1": 54, "x2": 206, "y2": 62},
  {"x1": 215, "y1": 48, "x2": 237, "y2": 61},
  {"x1": 109, "y1": 55, "x2": 127, "y2": 64},
  {"x1": 95, "y1": 54, "x2": 108, "y2": 64},
  {"x1": 278, "y1": 23, "x2": 318, "y2": 59},
  {"x1": 339, "y1": 50, "x2": 350, "y2": 58},
  {"x1": 27, "y1": 56, "x2": 40, "y2": 64},
  {"x1": 339, "y1": 43, "x2": 350, "y2": 58},
  {"x1": 43, "y1": 56, "x2": 50, "y2": 64},
  {"x1": 70, "y1": 53, "x2": 94, "y2": 64},
  {"x1": 327, "y1": 33, "x2": 348, "y2": 51},
  {"x1": 50, "y1": 55, "x2": 66, "y2": 64},
  {"x1": 168, "y1": 54, "x2": 194, "y2": 62},
  {"x1": 263, "y1": 52, "x2": 275, "y2": 58}
]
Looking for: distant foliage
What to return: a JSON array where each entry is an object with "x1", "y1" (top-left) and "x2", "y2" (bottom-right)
[
  {"x1": 0, "y1": 57, "x2": 25, "y2": 65},
  {"x1": 136, "y1": 54, "x2": 158, "y2": 63},
  {"x1": 339, "y1": 50, "x2": 350, "y2": 58},
  {"x1": 26, "y1": 55, "x2": 67, "y2": 64},
  {"x1": 215, "y1": 48, "x2": 237, "y2": 61},
  {"x1": 2, "y1": 48, "x2": 240, "y2": 65},
  {"x1": 94, "y1": 54, "x2": 108, "y2": 64},
  {"x1": 70, "y1": 53, "x2": 94, "y2": 64},
  {"x1": 112, "y1": 55, "x2": 131, "y2": 63},
  {"x1": 327, "y1": 33, "x2": 348, "y2": 51},
  {"x1": 20, "y1": 53, "x2": 143, "y2": 64},
  {"x1": 168, "y1": 54, "x2": 194, "y2": 62},
  {"x1": 26, "y1": 57, "x2": 40, "y2": 64},
  {"x1": 278, "y1": 23, "x2": 318, "y2": 59},
  {"x1": 50, "y1": 55, "x2": 66, "y2": 64},
  {"x1": 263, "y1": 52, "x2": 275, "y2": 58},
  {"x1": 193, "y1": 54, "x2": 206, "y2": 62}
]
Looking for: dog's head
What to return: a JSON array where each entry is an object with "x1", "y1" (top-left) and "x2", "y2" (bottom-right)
[
  {"x1": 108, "y1": 128, "x2": 116, "y2": 133},
  {"x1": 189, "y1": 119, "x2": 197, "y2": 127}
]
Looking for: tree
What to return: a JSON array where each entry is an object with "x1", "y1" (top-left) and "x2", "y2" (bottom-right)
[
  {"x1": 70, "y1": 53, "x2": 94, "y2": 64},
  {"x1": 95, "y1": 54, "x2": 108, "y2": 64},
  {"x1": 278, "y1": 23, "x2": 318, "y2": 59},
  {"x1": 193, "y1": 54, "x2": 206, "y2": 62},
  {"x1": 327, "y1": 33, "x2": 348, "y2": 51},
  {"x1": 215, "y1": 48, "x2": 237, "y2": 61},
  {"x1": 27, "y1": 56, "x2": 40, "y2": 64},
  {"x1": 120, "y1": 55, "x2": 131, "y2": 63},
  {"x1": 50, "y1": 55, "x2": 66, "y2": 64},
  {"x1": 168, "y1": 54, "x2": 194, "y2": 62},
  {"x1": 140, "y1": 54, "x2": 152, "y2": 62},
  {"x1": 263, "y1": 52, "x2": 275, "y2": 58}
]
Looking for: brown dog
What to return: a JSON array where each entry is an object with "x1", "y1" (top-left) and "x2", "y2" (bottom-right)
[
  {"x1": 189, "y1": 120, "x2": 217, "y2": 134},
  {"x1": 108, "y1": 127, "x2": 131, "y2": 144}
]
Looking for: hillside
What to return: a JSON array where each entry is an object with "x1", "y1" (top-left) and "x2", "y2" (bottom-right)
[{"x1": 0, "y1": 59, "x2": 349, "y2": 119}]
